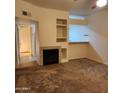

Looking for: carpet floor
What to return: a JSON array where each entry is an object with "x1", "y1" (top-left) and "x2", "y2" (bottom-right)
[{"x1": 16, "y1": 58, "x2": 108, "y2": 93}]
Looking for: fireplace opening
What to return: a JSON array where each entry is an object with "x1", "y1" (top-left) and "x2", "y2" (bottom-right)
[{"x1": 43, "y1": 49, "x2": 59, "y2": 65}]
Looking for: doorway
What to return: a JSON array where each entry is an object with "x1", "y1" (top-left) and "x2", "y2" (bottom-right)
[{"x1": 15, "y1": 18, "x2": 39, "y2": 68}]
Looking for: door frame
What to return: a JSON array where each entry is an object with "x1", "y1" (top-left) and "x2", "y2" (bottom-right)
[
  {"x1": 15, "y1": 16, "x2": 40, "y2": 67},
  {"x1": 15, "y1": 24, "x2": 20, "y2": 65}
]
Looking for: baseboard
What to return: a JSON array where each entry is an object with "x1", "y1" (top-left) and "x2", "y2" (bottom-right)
[{"x1": 69, "y1": 57, "x2": 108, "y2": 65}]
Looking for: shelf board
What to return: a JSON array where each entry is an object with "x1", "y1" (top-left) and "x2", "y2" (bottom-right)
[
  {"x1": 57, "y1": 24, "x2": 67, "y2": 27},
  {"x1": 57, "y1": 37, "x2": 67, "y2": 39}
]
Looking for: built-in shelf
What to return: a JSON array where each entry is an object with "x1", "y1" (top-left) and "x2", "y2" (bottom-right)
[
  {"x1": 56, "y1": 18, "x2": 68, "y2": 63},
  {"x1": 56, "y1": 19, "x2": 67, "y2": 25},
  {"x1": 57, "y1": 38, "x2": 67, "y2": 42},
  {"x1": 61, "y1": 47, "x2": 68, "y2": 63},
  {"x1": 56, "y1": 18, "x2": 67, "y2": 42}
]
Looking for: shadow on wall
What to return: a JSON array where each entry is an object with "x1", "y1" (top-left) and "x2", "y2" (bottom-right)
[
  {"x1": 87, "y1": 44, "x2": 103, "y2": 63},
  {"x1": 87, "y1": 9, "x2": 108, "y2": 65},
  {"x1": 87, "y1": 27, "x2": 108, "y2": 64}
]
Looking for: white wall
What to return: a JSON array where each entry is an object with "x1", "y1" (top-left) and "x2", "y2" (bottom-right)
[{"x1": 87, "y1": 9, "x2": 108, "y2": 64}]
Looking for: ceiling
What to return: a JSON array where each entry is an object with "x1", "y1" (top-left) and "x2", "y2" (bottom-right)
[{"x1": 23, "y1": 0, "x2": 107, "y2": 16}]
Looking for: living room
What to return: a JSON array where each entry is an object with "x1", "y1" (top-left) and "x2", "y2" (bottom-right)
[{"x1": 15, "y1": 0, "x2": 108, "y2": 93}]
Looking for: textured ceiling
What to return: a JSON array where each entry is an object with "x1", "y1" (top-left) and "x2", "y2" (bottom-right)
[{"x1": 23, "y1": 0, "x2": 107, "y2": 16}]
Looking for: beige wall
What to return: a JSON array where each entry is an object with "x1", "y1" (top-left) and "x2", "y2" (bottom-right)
[
  {"x1": 38, "y1": 10, "x2": 69, "y2": 47},
  {"x1": 69, "y1": 19, "x2": 88, "y2": 25},
  {"x1": 68, "y1": 43, "x2": 88, "y2": 59},
  {"x1": 87, "y1": 44, "x2": 103, "y2": 62},
  {"x1": 16, "y1": 0, "x2": 39, "y2": 21},
  {"x1": 16, "y1": 0, "x2": 69, "y2": 47},
  {"x1": 16, "y1": 0, "x2": 69, "y2": 64},
  {"x1": 87, "y1": 9, "x2": 108, "y2": 64}
]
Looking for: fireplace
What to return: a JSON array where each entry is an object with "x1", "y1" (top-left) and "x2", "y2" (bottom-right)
[{"x1": 43, "y1": 49, "x2": 59, "y2": 65}]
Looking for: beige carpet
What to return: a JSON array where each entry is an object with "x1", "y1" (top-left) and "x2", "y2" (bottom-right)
[{"x1": 16, "y1": 58, "x2": 108, "y2": 93}]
